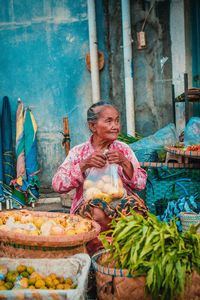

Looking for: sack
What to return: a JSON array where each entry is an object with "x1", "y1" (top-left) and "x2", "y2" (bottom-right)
[
  {"x1": 83, "y1": 164, "x2": 126, "y2": 203},
  {"x1": 130, "y1": 123, "x2": 178, "y2": 162}
]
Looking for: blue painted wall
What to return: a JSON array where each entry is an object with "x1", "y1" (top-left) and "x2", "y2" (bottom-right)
[
  {"x1": 0, "y1": 0, "x2": 174, "y2": 189},
  {"x1": 0, "y1": 0, "x2": 110, "y2": 188}
]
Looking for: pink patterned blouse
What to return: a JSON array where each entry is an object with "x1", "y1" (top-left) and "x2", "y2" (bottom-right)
[{"x1": 52, "y1": 137, "x2": 147, "y2": 214}]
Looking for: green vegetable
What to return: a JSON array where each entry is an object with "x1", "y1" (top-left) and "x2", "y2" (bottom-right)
[
  {"x1": 100, "y1": 211, "x2": 200, "y2": 300},
  {"x1": 117, "y1": 133, "x2": 142, "y2": 144}
]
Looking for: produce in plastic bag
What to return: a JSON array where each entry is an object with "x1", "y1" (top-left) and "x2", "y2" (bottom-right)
[{"x1": 83, "y1": 163, "x2": 126, "y2": 203}]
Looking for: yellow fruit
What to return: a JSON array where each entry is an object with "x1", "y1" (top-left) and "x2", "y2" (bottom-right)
[
  {"x1": 19, "y1": 278, "x2": 29, "y2": 289},
  {"x1": 29, "y1": 285, "x2": 36, "y2": 289},
  {"x1": 0, "y1": 286, "x2": 7, "y2": 290},
  {"x1": 17, "y1": 265, "x2": 27, "y2": 273},
  {"x1": 53, "y1": 279, "x2": 60, "y2": 287},
  {"x1": 40, "y1": 286, "x2": 47, "y2": 289},
  {"x1": 56, "y1": 284, "x2": 64, "y2": 289},
  {"x1": 65, "y1": 278, "x2": 73, "y2": 285},
  {"x1": 64, "y1": 283, "x2": 71, "y2": 290},
  {"x1": 95, "y1": 193, "x2": 112, "y2": 203},
  {"x1": 30, "y1": 272, "x2": 43, "y2": 280},
  {"x1": 0, "y1": 280, "x2": 5, "y2": 286},
  {"x1": 45, "y1": 277, "x2": 53, "y2": 288},
  {"x1": 28, "y1": 278, "x2": 36, "y2": 286},
  {"x1": 49, "y1": 273, "x2": 57, "y2": 280},
  {"x1": 33, "y1": 217, "x2": 46, "y2": 229},
  {"x1": 27, "y1": 266, "x2": 35, "y2": 275},
  {"x1": 0, "y1": 265, "x2": 7, "y2": 276},
  {"x1": 35, "y1": 279, "x2": 45, "y2": 289},
  {"x1": 57, "y1": 276, "x2": 65, "y2": 284}
]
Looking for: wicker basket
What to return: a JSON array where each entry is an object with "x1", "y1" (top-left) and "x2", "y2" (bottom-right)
[
  {"x1": 180, "y1": 212, "x2": 200, "y2": 233},
  {"x1": 92, "y1": 250, "x2": 200, "y2": 300},
  {"x1": 92, "y1": 250, "x2": 151, "y2": 300},
  {"x1": 0, "y1": 210, "x2": 101, "y2": 258}
]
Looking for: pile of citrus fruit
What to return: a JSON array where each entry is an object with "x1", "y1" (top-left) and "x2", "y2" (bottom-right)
[{"x1": 0, "y1": 264, "x2": 76, "y2": 290}]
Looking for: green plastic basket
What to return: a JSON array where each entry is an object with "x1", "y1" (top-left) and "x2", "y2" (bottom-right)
[{"x1": 145, "y1": 167, "x2": 200, "y2": 214}]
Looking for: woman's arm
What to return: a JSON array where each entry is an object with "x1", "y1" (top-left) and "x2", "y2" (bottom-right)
[
  {"x1": 52, "y1": 147, "x2": 85, "y2": 193},
  {"x1": 120, "y1": 147, "x2": 147, "y2": 190},
  {"x1": 52, "y1": 147, "x2": 107, "y2": 193}
]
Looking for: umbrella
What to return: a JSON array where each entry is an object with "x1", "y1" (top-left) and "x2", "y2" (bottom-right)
[
  {"x1": 1, "y1": 96, "x2": 14, "y2": 186},
  {"x1": 10, "y1": 100, "x2": 27, "y2": 207},
  {"x1": 16, "y1": 100, "x2": 26, "y2": 179},
  {"x1": 0, "y1": 114, "x2": 4, "y2": 205},
  {"x1": 24, "y1": 107, "x2": 40, "y2": 203}
]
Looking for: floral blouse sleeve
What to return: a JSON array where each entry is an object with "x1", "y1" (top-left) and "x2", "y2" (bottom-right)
[
  {"x1": 115, "y1": 142, "x2": 147, "y2": 191},
  {"x1": 52, "y1": 146, "x2": 85, "y2": 193}
]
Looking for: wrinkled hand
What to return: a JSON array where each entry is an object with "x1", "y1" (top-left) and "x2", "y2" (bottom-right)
[
  {"x1": 80, "y1": 151, "x2": 107, "y2": 172},
  {"x1": 106, "y1": 150, "x2": 127, "y2": 166},
  {"x1": 106, "y1": 150, "x2": 133, "y2": 179}
]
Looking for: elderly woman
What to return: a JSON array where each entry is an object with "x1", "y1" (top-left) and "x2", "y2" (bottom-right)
[{"x1": 52, "y1": 101, "x2": 147, "y2": 230}]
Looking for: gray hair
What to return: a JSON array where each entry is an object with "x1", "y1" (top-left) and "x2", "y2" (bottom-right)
[{"x1": 87, "y1": 101, "x2": 118, "y2": 123}]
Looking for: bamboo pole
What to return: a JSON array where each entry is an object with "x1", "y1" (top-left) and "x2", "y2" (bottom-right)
[{"x1": 62, "y1": 117, "x2": 70, "y2": 156}]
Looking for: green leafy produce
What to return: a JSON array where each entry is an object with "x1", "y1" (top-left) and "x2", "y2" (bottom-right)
[
  {"x1": 117, "y1": 133, "x2": 142, "y2": 144},
  {"x1": 100, "y1": 211, "x2": 200, "y2": 300}
]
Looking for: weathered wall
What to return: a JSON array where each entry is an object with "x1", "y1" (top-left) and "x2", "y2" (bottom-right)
[
  {"x1": 0, "y1": 0, "x2": 175, "y2": 189},
  {"x1": 0, "y1": 0, "x2": 109, "y2": 188},
  {"x1": 104, "y1": 0, "x2": 172, "y2": 136}
]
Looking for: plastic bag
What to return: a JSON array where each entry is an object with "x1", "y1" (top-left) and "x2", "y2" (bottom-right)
[
  {"x1": 184, "y1": 117, "x2": 200, "y2": 146},
  {"x1": 83, "y1": 163, "x2": 125, "y2": 203},
  {"x1": 159, "y1": 193, "x2": 200, "y2": 231},
  {"x1": 130, "y1": 123, "x2": 178, "y2": 162}
]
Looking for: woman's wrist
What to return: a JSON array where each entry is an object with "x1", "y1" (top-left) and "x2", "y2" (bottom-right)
[
  {"x1": 121, "y1": 159, "x2": 133, "y2": 179},
  {"x1": 80, "y1": 159, "x2": 89, "y2": 173}
]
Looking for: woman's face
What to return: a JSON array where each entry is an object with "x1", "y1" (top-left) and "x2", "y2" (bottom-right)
[{"x1": 90, "y1": 106, "x2": 121, "y2": 142}]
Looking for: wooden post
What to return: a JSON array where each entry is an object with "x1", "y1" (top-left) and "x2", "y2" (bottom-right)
[{"x1": 62, "y1": 117, "x2": 70, "y2": 156}]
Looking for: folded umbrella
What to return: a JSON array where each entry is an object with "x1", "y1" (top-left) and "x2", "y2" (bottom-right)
[
  {"x1": 24, "y1": 107, "x2": 40, "y2": 203},
  {"x1": 0, "y1": 113, "x2": 4, "y2": 204},
  {"x1": 16, "y1": 100, "x2": 26, "y2": 179},
  {"x1": 10, "y1": 100, "x2": 27, "y2": 206},
  {"x1": 1, "y1": 96, "x2": 14, "y2": 186}
]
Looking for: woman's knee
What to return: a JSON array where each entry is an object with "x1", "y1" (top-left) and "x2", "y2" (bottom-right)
[{"x1": 92, "y1": 207, "x2": 107, "y2": 222}]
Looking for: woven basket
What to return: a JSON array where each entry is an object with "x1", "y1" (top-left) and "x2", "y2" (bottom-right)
[
  {"x1": 92, "y1": 250, "x2": 200, "y2": 300},
  {"x1": 180, "y1": 212, "x2": 200, "y2": 233},
  {"x1": 0, "y1": 241, "x2": 87, "y2": 258},
  {"x1": 92, "y1": 250, "x2": 151, "y2": 300},
  {"x1": 0, "y1": 210, "x2": 101, "y2": 258}
]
